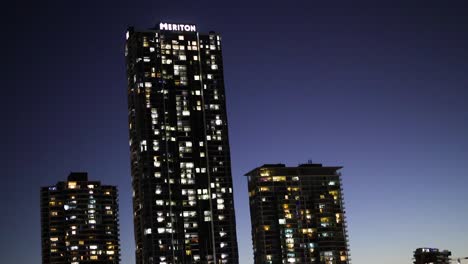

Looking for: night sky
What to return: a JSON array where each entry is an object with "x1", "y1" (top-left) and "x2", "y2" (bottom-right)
[{"x1": 3, "y1": 1, "x2": 468, "y2": 263}]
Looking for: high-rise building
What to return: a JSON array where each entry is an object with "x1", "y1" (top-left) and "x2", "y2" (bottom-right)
[
  {"x1": 414, "y1": 248, "x2": 452, "y2": 264},
  {"x1": 125, "y1": 22, "x2": 238, "y2": 264},
  {"x1": 245, "y1": 163, "x2": 350, "y2": 264},
  {"x1": 40, "y1": 172, "x2": 120, "y2": 264}
]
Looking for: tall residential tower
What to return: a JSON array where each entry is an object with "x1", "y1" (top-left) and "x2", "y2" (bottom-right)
[
  {"x1": 40, "y1": 172, "x2": 120, "y2": 264},
  {"x1": 125, "y1": 23, "x2": 238, "y2": 264},
  {"x1": 245, "y1": 164, "x2": 350, "y2": 264}
]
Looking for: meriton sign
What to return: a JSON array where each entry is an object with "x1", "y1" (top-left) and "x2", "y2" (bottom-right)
[{"x1": 159, "y1": 23, "x2": 196, "y2": 32}]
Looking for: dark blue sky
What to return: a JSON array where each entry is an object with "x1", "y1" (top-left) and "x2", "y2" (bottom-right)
[{"x1": 2, "y1": 1, "x2": 468, "y2": 263}]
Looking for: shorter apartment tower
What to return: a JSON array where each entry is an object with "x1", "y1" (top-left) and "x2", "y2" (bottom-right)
[
  {"x1": 245, "y1": 164, "x2": 350, "y2": 264},
  {"x1": 40, "y1": 172, "x2": 120, "y2": 264},
  {"x1": 414, "y1": 248, "x2": 451, "y2": 264}
]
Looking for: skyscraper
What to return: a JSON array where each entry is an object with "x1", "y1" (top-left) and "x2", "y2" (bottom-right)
[
  {"x1": 245, "y1": 163, "x2": 350, "y2": 264},
  {"x1": 40, "y1": 172, "x2": 120, "y2": 264},
  {"x1": 125, "y1": 22, "x2": 238, "y2": 264},
  {"x1": 414, "y1": 248, "x2": 452, "y2": 264}
]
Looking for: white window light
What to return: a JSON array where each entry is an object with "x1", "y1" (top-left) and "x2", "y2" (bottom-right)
[{"x1": 144, "y1": 228, "x2": 152, "y2": 235}]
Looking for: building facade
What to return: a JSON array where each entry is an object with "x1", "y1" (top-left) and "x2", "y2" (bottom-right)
[
  {"x1": 245, "y1": 164, "x2": 350, "y2": 264},
  {"x1": 414, "y1": 248, "x2": 451, "y2": 264},
  {"x1": 125, "y1": 22, "x2": 238, "y2": 264},
  {"x1": 40, "y1": 172, "x2": 120, "y2": 264}
]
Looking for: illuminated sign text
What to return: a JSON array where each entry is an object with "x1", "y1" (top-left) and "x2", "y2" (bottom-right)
[{"x1": 159, "y1": 23, "x2": 196, "y2": 32}]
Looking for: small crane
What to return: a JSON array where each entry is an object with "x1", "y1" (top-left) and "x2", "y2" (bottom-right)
[{"x1": 453, "y1": 257, "x2": 468, "y2": 264}]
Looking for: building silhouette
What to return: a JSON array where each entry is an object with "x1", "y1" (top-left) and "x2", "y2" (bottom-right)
[
  {"x1": 125, "y1": 22, "x2": 238, "y2": 263},
  {"x1": 414, "y1": 248, "x2": 451, "y2": 264},
  {"x1": 245, "y1": 164, "x2": 350, "y2": 264},
  {"x1": 40, "y1": 172, "x2": 120, "y2": 264}
]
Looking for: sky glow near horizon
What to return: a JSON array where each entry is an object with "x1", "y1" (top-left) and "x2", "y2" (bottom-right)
[{"x1": 2, "y1": 1, "x2": 468, "y2": 263}]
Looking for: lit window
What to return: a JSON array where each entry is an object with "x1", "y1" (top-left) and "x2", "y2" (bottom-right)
[
  {"x1": 153, "y1": 140, "x2": 159, "y2": 151},
  {"x1": 272, "y1": 176, "x2": 286, "y2": 182},
  {"x1": 140, "y1": 140, "x2": 147, "y2": 152},
  {"x1": 155, "y1": 186, "x2": 162, "y2": 194},
  {"x1": 336, "y1": 213, "x2": 342, "y2": 223},
  {"x1": 142, "y1": 37, "x2": 149, "y2": 47},
  {"x1": 144, "y1": 228, "x2": 152, "y2": 235}
]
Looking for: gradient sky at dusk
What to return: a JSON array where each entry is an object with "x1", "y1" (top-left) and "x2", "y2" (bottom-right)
[{"x1": 3, "y1": 1, "x2": 468, "y2": 263}]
